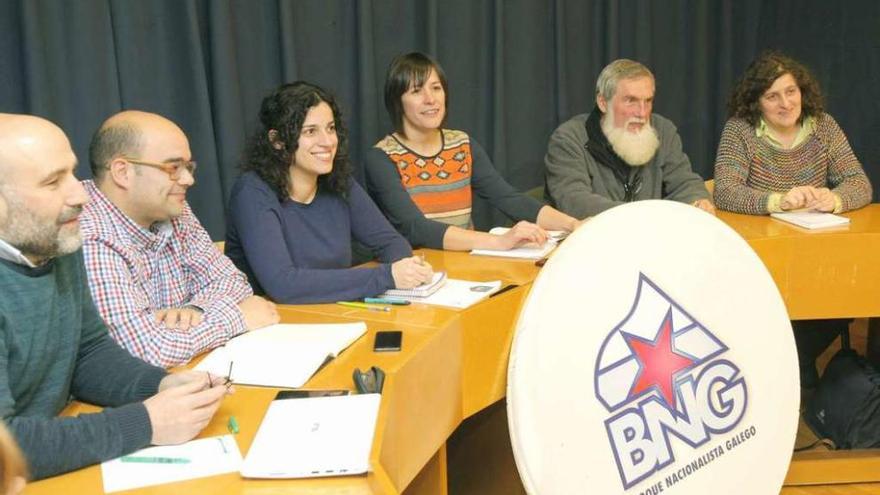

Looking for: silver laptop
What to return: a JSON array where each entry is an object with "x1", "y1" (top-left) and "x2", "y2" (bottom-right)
[{"x1": 240, "y1": 393, "x2": 382, "y2": 478}]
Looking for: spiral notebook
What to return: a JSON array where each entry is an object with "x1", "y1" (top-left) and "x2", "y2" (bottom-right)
[{"x1": 381, "y1": 271, "x2": 447, "y2": 298}]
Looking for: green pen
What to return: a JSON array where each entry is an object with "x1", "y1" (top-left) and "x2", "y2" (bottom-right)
[
  {"x1": 228, "y1": 415, "x2": 240, "y2": 434},
  {"x1": 364, "y1": 297, "x2": 411, "y2": 306},
  {"x1": 121, "y1": 456, "x2": 191, "y2": 464}
]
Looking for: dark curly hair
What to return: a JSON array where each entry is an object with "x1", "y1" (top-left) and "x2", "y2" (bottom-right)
[
  {"x1": 384, "y1": 52, "x2": 448, "y2": 136},
  {"x1": 727, "y1": 50, "x2": 824, "y2": 126},
  {"x1": 241, "y1": 81, "x2": 351, "y2": 200}
]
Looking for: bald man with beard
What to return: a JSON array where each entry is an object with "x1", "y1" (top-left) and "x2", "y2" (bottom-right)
[
  {"x1": 0, "y1": 114, "x2": 231, "y2": 480},
  {"x1": 79, "y1": 111, "x2": 278, "y2": 368}
]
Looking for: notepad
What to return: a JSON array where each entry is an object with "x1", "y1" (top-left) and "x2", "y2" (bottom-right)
[
  {"x1": 102, "y1": 435, "x2": 242, "y2": 492},
  {"x1": 380, "y1": 278, "x2": 503, "y2": 309},
  {"x1": 770, "y1": 212, "x2": 850, "y2": 229},
  {"x1": 470, "y1": 227, "x2": 560, "y2": 260},
  {"x1": 381, "y1": 270, "x2": 447, "y2": 298},
  {"x1": 241, "y1": 393, "x2": 381, "y2": 478},
  {"x1": 195, "y1": 322, "x2": 366, "y2": 388}
]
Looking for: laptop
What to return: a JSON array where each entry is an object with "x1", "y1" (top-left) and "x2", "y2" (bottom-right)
[{"x1": 240, "y1": 393, "x2": 382, "y2": 478}]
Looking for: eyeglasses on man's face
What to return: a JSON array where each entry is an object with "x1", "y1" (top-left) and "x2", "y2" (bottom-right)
[{"x1": 124, "y1": 157, "x2": 198, "y2": 180}]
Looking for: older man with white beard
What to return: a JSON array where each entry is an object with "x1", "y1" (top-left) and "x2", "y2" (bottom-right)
[{"x1": 544, "y1": 59, "x2": 714, "y2": 218}]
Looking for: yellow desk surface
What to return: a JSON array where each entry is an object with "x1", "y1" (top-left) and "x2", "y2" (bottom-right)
[
  {"x1": 718, "y1": 204, "x2": 880, "y2": 320},
  {"x1": 25, "y1": 210, "x2": 880, "y2": 494},
  {"x1": 25, "y1": 249, "x2": 537, "y2": 495}
]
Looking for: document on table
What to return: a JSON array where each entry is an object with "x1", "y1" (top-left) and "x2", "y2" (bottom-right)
[
  {"x1": 470, "y1": 227, "x2": 562, "y2": 260},
  {"x1": 195, "y1": 322, "x2": 367, "y2": 388},
  {"x1": 770, "y1": 211, "x2": 850, "y2": 229},
  {"x1": 382, "y1": 278, "x2": 503, "y2": 309},
  {"x1": 101, "y1": 435, "x2": 241, "y2": 493}
]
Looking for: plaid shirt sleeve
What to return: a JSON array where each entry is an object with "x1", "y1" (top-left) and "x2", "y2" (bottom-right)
[
  {"x1": 176, "y1": 206, "x2": 253, "y2": 320},
  {"x1": 81, "y1": 209, "x2": 252, "y2": 368}
]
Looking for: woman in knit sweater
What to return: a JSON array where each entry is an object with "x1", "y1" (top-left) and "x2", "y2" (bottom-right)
[
  {"x1": 364, "y1": 52, "x2": 580, "y2": 251},
  {"x1": 714, "y1": 52, "x2": 873, "y2": 390},
  {"x1": 713, "y1": 51, "x2": 871, "y2": 215}
]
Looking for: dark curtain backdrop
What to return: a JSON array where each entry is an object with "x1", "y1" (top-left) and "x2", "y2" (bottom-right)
[{"x1": 1, "y1": 0, "x2": 877, "y2": 239}]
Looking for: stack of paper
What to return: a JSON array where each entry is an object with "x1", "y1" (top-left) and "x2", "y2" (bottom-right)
[
  {"x1": 195, "y1": 322, "x2": 366, "y2": 388},
  {"x1": 770, "y1": 212, "x2": 850, "y2": 230},
  {"x1": 382, "y1": 279, "x2": 503, "y2": 309},
  {"x1": 470, "y1": 227, "x2": 562, "y2": 260},
  {"x1": 102, "y1": 435, "x2": 241, "y2": 493}
]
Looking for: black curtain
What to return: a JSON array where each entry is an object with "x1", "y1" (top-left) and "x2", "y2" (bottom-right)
[{"x1": 1, "y1": 0, "x2": 877, "y2": 238}]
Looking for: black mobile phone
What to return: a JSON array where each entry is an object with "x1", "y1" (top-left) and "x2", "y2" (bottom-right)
[
  {"x1": 374, "y1": 330, "x2": 403, "y2": 352},
  {"x1": 274, "y1": 389, "x2": 350, "y2": 400}
]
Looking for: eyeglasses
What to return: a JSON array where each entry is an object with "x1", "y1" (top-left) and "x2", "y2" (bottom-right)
[{"x1": 124, "y1": 157, "x2": 198, "y2": 180}]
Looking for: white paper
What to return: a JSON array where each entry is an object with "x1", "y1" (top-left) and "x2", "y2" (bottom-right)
[
  {"x1": 101, "y1": 435, "x2": 242, "y2": 493},
  {"x1": 241, "y1": 393, "x2": 381, "y2": 478},
  {"x1": 385, "y1": 279, "x2": 503, "y2": 309},
  {"x1": 770, "y1": 211, "x2": 850, "y2": 229},
  {"x1": 470, "y1": 227, "x2": 560, "y2": 260},
  {"x1": 195, "y1": 322, "x2": 366, "y2": 388}
]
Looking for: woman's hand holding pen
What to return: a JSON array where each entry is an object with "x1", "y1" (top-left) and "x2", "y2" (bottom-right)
[{"x1": 391, "y1": 255, "x2": 434, "y2": 288}]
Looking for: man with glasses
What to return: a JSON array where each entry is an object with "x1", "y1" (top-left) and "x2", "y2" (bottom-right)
[
  {"x1": 79, "y1": 110, "x2": 279, "y2": 367},
  {"x1": 544, "y1": 59, "x2": 714, "y2": 217},
  {"x1": 0, "y1": 113, "x2": 231, "y2": 479}
]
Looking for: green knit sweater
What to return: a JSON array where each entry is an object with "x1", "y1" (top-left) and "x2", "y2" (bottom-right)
[
  {"x1": 713, "y1": 113, "x2": 872, "y2": 215},
  {"x1": 0, "y1": 252, "x2": 166, "y2": 479}
]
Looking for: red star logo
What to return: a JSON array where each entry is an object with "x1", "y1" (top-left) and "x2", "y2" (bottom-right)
[{"x1": 626, "y1": 309, "x2": 695, "y2": 407}]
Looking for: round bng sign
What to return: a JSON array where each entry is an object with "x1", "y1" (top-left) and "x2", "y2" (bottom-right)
[{"x1": 507, "y1": 200, "x2": 798, "y2": 494}]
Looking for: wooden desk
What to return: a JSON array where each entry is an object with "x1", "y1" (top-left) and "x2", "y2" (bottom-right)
[
  {"x1": 719, "y1": 205, "x2": 880, "y2": 487},
  {"x1": 718, "y1": 205, "x2": 880, "y2": 320},
  {"x1": 31, "y1": 210, "x2": 879, "y2": 494},
  {"x1": 25, "y1": 249, "x2": 537, "y2": 495}
]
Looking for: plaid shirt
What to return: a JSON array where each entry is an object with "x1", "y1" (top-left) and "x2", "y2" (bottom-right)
[{"x1": 79, "y1": 180, "x2": 252, "y2": 367}]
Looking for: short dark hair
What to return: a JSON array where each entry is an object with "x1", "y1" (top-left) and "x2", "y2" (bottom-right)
[
  {"x1": 88, "y1": 121, "x2": 141, "y2": 182},
  {"x1": 727, "y1": 50, "x2": 825, "y2": 126},
  {"x1": 383, "y1": 52, "x2": 448, "y2": 136},
  {"x1": 241, "y1": 81, "x2": 351, "y2": 199}
]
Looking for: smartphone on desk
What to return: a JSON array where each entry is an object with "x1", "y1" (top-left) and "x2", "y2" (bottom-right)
[
  {"x1": 274, "y1": 389, "x2": 350, "y2": 400},
  {"x1": 374, "y1": 330, "x2": 403, "y2": 352}
]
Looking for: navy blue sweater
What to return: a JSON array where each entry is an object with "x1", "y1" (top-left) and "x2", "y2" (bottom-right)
[{"x1": 225, "y1": 172, "x2": 413, "y2": 304}]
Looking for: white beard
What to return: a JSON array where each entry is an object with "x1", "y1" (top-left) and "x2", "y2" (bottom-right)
[{"x1": 601, "y1": 112, "x2": 660, "y2": 166}]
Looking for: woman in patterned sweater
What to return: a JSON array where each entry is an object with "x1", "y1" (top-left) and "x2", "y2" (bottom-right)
[
  {"x1": 364, "y1": 52, "x2": 580, "y2": 251},
  {"x1": 713, "y1": 51, "x2": 871, "y2": 215},
  {"x1": 714, "y1": 51, "x2": 873, "y2": 390}
]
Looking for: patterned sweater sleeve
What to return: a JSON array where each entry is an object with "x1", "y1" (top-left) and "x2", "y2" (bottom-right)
[
  {"x1": 819, "y1": 114, "x2": 872, "y2": 212},
  {"x1": 713, "y1": 119, "x2": 773, "y2": 215}
]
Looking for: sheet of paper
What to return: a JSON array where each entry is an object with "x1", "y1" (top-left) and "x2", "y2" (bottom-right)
[
  {"x1": 101, "y1": 435, "x2": 241, "y2": 493},
  {"x1": 195, "y1": 322, "x2": 367, "y2": 388},
  {"x1": 470, "y1": 227, "x2": 559, "y2": 260},
  {"x1": 387, "y1": 279, "x2": 502, "y2": 309}
]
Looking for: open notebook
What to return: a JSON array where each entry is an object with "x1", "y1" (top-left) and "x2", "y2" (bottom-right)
[
  {"x1": 195, "y1": 322, "x2": 366, "y2": 388},
  {"x1": 381, "y1": 270, "x2": 447, "y2": 298},
  {"x1": 241, "y1": 393, "x2": 381, "y2": 478},
  {"x1": 770, "y1": 212, "x2": 850, "y2": 230}
]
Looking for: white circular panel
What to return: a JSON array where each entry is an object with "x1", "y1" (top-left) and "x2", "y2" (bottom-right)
[{"x1": 507, "y1": 200, "x2": 798, "y2": 494}]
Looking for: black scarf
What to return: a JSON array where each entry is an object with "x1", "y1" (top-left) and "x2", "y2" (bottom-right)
[{"x1": 584, "y1": 106, "x2": 643, "y2": 201}]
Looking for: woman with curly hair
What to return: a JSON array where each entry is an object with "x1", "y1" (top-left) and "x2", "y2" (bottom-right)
[
  {"x1": 225, "y1": 81, "x2": 433, "y2": 304},
  {"x1": 364, "y1": 52, "x2": 580, "y2": 251},
  {"x1": 714, "y1": 52, "x2": 873, "y2": 390},
  {"x1": 713, "y1": 51, "x2": 871, "y2": 214}
]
